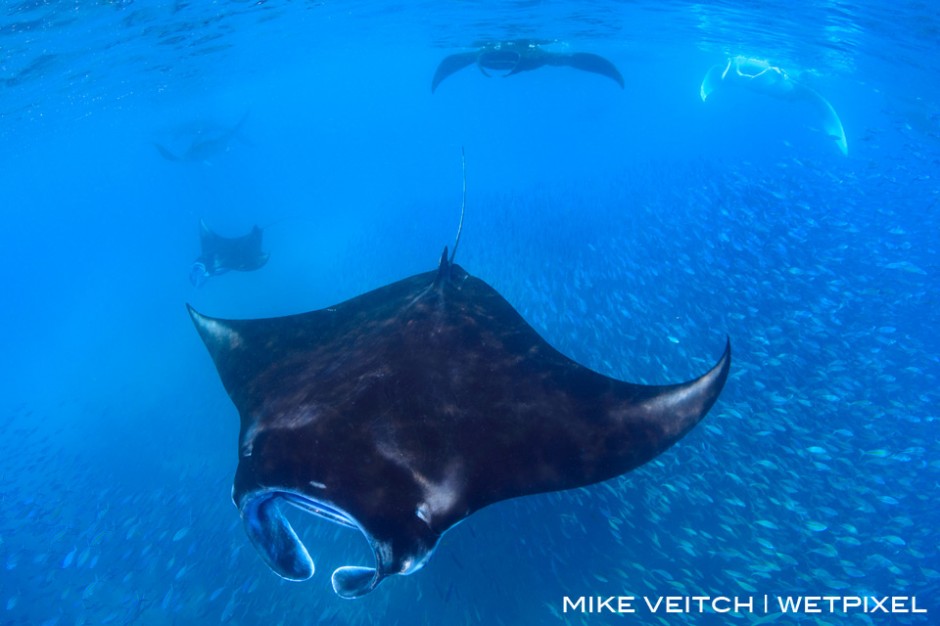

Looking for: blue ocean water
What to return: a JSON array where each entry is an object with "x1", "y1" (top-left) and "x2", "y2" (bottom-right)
[{"x1": 1, "y1": 0, "x2": 938, "y2": 624}]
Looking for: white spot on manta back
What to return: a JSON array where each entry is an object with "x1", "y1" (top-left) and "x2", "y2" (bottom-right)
[
  {"x1": 412, "y1": 463, "x2": 463, "y2": 527},
  {"x1": 241, "y1": 403, "x2": 324, "y2": 457},
  {"x1": 308, "y1": 480, "x2": 327, "y2": 490},
  {"x1": 201, "y1": 317, "x2": 243, "y2": 350},
  {"x1": 374, "y1": 439, "x2": 464, "y2": 526},
  {"x1": 416, "y1": 503, "x2": 431, "y2": 524}
]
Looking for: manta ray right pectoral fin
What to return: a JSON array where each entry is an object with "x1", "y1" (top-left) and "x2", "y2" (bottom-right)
[
  {"x1": 240, "y1": 494, "x2": 314, "y2": 581},
  {"x1": 803, "y1": 86, "x2": 848, "y2": 155},
  {"x1": 563, "y1": 52, "x2": 625, "y2": 88},
  {"x1": 332, "y1": 566, "x2": 379, "y2": 599}
]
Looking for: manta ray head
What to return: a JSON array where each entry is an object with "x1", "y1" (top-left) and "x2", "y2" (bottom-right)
[
  {"x1": 729, "y1": 56, "x2": 797, "y2": 96},
  {"x1": 478, "y1": 49, "x2": 524, "y2": 75},
  {"x1": 189, "y1": 261, "x2": 210, "y2": 288},
  {"x1": 231, "y1": 430, "x2": 442, "y2": 599}
]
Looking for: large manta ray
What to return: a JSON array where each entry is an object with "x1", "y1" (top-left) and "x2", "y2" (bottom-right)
[
  {"x1": 190, "y1": 219, "x2": 270, "y2": 287},
  {"x1": 431, "y1": 40, "x2": 625, "y2": 92},
  {"x1": 700, "y1": 56, "x2": 848, "y2": 155},
  {"x1": 188, "y1": 243, "x2": 731, "y2": 598}
]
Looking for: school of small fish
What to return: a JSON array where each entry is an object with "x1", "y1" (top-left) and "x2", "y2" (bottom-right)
[{"x1": 1, "y1": 142, "x2": 936, "y2": 626}]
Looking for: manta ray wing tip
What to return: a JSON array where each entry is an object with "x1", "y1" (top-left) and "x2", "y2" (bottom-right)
[{"x1": 185, "y1": 303, "x2": 207, "y2": 325}]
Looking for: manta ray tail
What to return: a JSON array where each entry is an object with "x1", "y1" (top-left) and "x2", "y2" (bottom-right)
[
  {"x1": 449, "y1": 147, "x2": 467, "y2": 264},
  {"x1": 434, "y1": 247, "x2": 451, "y2": 287}
]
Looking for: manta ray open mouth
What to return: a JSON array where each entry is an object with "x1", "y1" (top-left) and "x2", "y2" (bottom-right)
[{"x1": 239, "y1": 489, "x2": 395, "y2": 599}]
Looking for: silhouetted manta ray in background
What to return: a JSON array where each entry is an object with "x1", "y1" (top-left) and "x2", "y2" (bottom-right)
[
  {"x1": 190, "y1": 219, "x2": 269, "y2": 287},
  {"x1": 155, "y1": 114, "x2": 249, "y2": 163},
  {"x1": 431, "y1": 40, "x2": 625, "y2": 92},
  {"x1": 187, "y1": 216, "x2": 731, "y2": 597},
  {"x1": 700, "y1": 56, "x2": 848, "y2": 155},
  {"x1": 2, "y1": 54, "x2": 57, "y2": 88}
]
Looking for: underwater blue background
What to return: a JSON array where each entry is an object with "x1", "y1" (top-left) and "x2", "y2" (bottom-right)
[{"x1": 1, "y1": 1, "x2": 937, "y2": 624}]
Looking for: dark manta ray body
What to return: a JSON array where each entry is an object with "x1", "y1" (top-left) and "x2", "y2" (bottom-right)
[
  {"x1": 432, "y1": 40, "x2": 625, "y2": 92},
  {"x1": 190, "y1": 219, "x2": 270, "y2": 287},
  {"x1": 188, "y1": 247, "x2": 731, "y2": 598}
]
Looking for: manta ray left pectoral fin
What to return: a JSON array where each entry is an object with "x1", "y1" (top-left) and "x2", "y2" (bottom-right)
[
  {"x1": 431, "y1": 52, "x2": 478, "y2": 92},
  {"x1": 187, "y1": 305, "x2": 238, "y2": 353},
  {"x1": 186, "y1": 306, "x2": 258, "y2": 399},
  {"x1": 611, "y1": 337, "x2": 731, "y2": 459},
  {"x1": 561, "y1": 52, "x2": 625, "y2": 88},
  {"x1": 241, "y1": 494, "x2": 314, "y2": 581},
  {"x1": 154, "y1": 142, "x2": 181, "y2": 161},
  {"x1": 332, "y1": 566, "x2": 379, "y2": 599},
  {"x1": 700, "y1": 62, "x2": 729, "y2": 101}
]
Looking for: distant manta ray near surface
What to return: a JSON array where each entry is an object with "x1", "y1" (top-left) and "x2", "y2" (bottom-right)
[
  {"x1": 190, "y1": 219, "x2": 269, "y2": 287},
  {"x1": 431, "y1": 39, "x2": 625, "y2": 92},
  {"x1": 154, "y1": 114, "x2": 249, "y2": 163},
  {"x1": 700, "y1": 56, "x2": 848, "y2": 155},
  {"x1": 187, "y1": 197, "x2": 732, "y2": 597}
]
